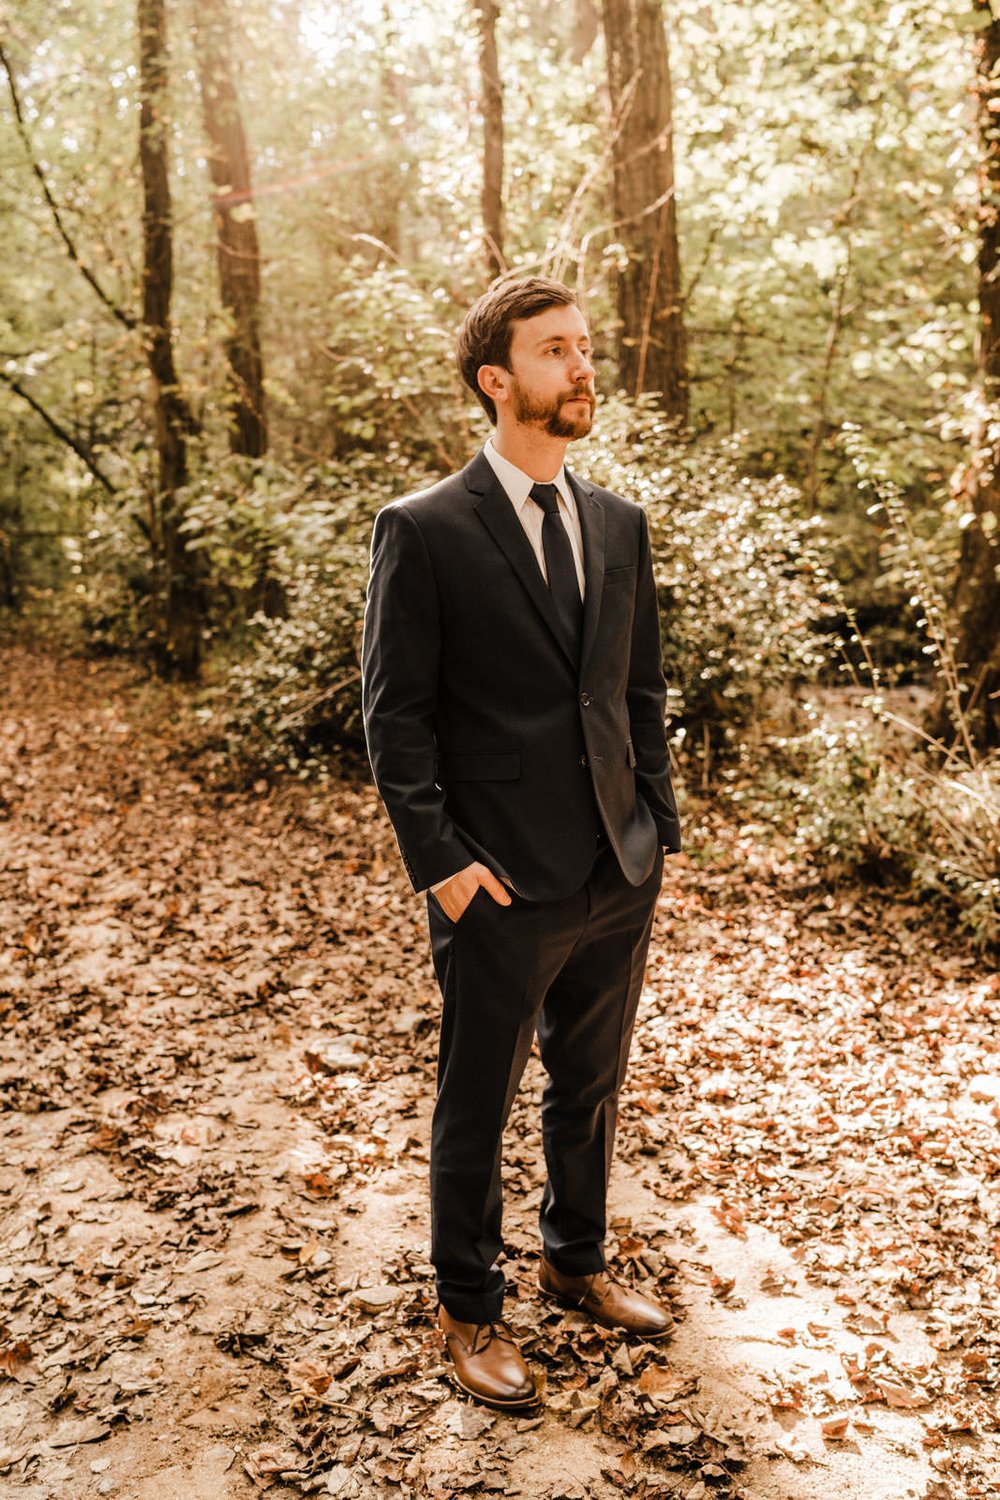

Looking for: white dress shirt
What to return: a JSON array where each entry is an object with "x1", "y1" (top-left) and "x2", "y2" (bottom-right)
[
  {"x1": 428, "y1": 442, "x2": 587, "y2": 895},
  {"x1": 482, "y1": 437, "x2": 586, "y2": 598}
]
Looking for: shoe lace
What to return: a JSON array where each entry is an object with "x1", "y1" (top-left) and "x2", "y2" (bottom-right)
[{"x1": 470, "y1": 1318, "x2": 517, "y2": 1354}]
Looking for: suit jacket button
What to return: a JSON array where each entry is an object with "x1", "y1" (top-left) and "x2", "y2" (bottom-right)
[
  {"x1": 579, "y1": 754, "x2": 589, "y2": 767},
  {"x1": 580, "y1": 692, "x2": 591, "y2": 706}
]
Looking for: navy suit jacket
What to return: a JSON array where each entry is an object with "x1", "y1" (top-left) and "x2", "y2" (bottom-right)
[{"x1": 362, "y1": 448, "x2": 681, "y2": 903}]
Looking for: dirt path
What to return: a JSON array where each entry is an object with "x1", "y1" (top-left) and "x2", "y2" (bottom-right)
[{"x1": 1, "y1": 645, "x2": 997, "y2": 1500}]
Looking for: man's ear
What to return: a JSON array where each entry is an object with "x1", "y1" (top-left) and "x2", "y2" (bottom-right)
[{"x1": 478, "y1": 364, "x2": 508, "y2": 407}]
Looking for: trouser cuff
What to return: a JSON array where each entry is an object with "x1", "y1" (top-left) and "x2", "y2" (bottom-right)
[
  {"x1": 541, "y1": 1244, "x2": 606, "y2": 1278},
  {"x1": 437, "y1": 1282, "x2": 507, "y2": 1325}
]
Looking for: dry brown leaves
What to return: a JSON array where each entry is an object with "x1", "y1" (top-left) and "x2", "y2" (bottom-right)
[{"x1": 1, "y1": 647, "x2": 999, "y2": 1499}]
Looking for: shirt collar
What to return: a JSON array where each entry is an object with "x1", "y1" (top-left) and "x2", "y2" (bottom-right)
[{"x1": 483, "y1": 437, "x2": 574, "y2": 515}]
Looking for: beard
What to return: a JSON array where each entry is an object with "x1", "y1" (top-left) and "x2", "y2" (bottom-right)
[{"x1": 509, "y1": 379, "x2": 595, "y2": 438}]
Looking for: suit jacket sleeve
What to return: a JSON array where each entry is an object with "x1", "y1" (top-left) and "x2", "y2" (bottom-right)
[
  {"x1": 362, "y1": 504, "x2": 474, "y2": 892},
  {"x1": 626, "y1": 507, "x2": 682, "y2": 850}
]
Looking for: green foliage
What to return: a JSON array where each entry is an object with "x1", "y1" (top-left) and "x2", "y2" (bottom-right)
[
  {"x1": 222, "y1": 549, "x2": 367, "y2": 776},
  {"x1": 322, "y1": 267, "x2": 476, "y2": 470},
  {"x1": 0, "y1": 0, "x2": 982, "y2": 700},
  {"x1": 220, "y1": 457, "x2": 431, "y2": 776},
  {"x1": 218, "y1": 403, "x2": 835, "y2": 775},
  {"x1": 71, "y1": 481, "x2": 156, "y2": 654},
  {"x1": 581, "y1": 404, "x2": 836, "y2": 746},
  {"x1": 671, "y1": 0, "x2": 975, "y2": 494},
  {"x1": 759, "y1": 710, "x2": 1000, "y2": 950}
]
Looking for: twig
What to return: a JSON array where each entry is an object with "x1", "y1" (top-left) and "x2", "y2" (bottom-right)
[
  {"x1": 0, "y1": 371, "x2": 116, "y2": 492},
  {"x1": 577, "y1": 183, "x2": 676, "y2": 300},
  {"x1": 635, "y1": 238, "x2": 662, "y2": 396},
  {"x1": 0, "y1": 41, "x2": 136, "y2": 333},
  {"x1": 805, "y1": 119, "x2": 881, "y2": 511},
  {"x1": 545, "y1": 72, "x2": 640, "y2": 287},
  {"x1": 275, "y1": 670, "x2": 362, "y2": 733}
]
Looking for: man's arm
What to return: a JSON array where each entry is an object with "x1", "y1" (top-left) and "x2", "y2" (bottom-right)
[
  {"x1": 362, "y1": 504, "x2": 475, "y2": 892},
  {"x1": 625, "y1": 507, "x2": 682, "y2": 850}
]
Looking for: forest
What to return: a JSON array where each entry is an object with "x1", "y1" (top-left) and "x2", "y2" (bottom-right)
[
  {"x1": 1, "y1": 2, "x2": 999, "y2": 1498},
  {"x1": 1, "y1": 0, "x2": 997, "y2": 945}
]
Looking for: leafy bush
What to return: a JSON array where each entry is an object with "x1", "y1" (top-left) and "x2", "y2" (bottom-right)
[
  {"x1": 220, "y1": 457, "x2": 433, "y2": 776},
  {"x1": 730, "y1": 428, "x2": 997, "y2": 953},
  {"x1": 69, "y1": 455, "x2": 299, "y2": 661},
  {"x1": 580, "y1": 404, "x2": 836, "y2": 748},
  {"x1": 756, "y1": 708, "x2": 1000, "y2": 951},
  {"x1": 323, "y1": 266, "x2": 477, "y2": 470},
  {"x1": 219, "y1": 403, "x2": 836, "y2": 775},
  {"x1": 69, "y1": 480, "x2": 155, "y2": 655}
]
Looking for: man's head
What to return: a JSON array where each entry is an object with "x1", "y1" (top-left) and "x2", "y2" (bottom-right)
[{"x1": 456, "y1": 275, "x2": 596, "y2": 439}]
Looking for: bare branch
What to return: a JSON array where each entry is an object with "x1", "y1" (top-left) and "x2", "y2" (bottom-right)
[
  {"x1": 0, "y1": 371, "x2": 116, "y2": 492},
  {"x1": 0, "y1": 39, "x2": 137, "y2": 332}
]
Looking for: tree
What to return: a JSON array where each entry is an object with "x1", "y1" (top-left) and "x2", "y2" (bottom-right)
[
  {"x1": 927, "y1": 0, "x2": 1000, "y2": 751},
  {"x1": 472, "y1": 0, "x2": 505, "y2": 281},
  {"x1": 599, "y1": 0, "x2": 687, "y2": 417},
  {"x1": 191, "y1": 0, "x2": 268, "y2": 459},
  {"x1": 138, "y1": 0, "x2": 204, "y2": 679}
]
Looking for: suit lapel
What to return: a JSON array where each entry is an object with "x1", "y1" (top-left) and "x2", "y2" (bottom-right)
[
  {"x1": 569, "y1": 469, "x2": 605, "y2": 677},
  {"x1": 465, "y1": 451, "x2": 579, "y2": 669}
]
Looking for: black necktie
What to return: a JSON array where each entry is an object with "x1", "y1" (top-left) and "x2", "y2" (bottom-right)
[{"x1": 530, "y1": 482, "x2": 582, "y2": 655}]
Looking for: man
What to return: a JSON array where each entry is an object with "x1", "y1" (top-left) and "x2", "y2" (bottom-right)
[{"x1": 362, "y1": 275, "x2": 681, "y2": 1410}]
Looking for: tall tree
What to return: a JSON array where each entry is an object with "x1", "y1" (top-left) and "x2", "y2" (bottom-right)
[
  {"x1": 191, "y1": 0, "x2": 268, "y2": 459},
  {"x1": 928, "y1": 0, "x2": 1000, "y2": 750},
  {"x1": 138, "y1": 0, "x2": 204, "y2": 679},
  {"x1": 600, "y1": 0, "x2": 687, "y2": 418},
  {"x1": 472, "y1": 0, "x2": 505, "y2": 281}
]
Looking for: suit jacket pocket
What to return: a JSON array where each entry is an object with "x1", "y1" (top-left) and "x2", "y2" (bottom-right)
[
  {"x1": 604, "y1": 564, "x2": 635, "y2": 583},
  {"x1": 437, "y1": 750, "x2": 521, "y2": 781}
]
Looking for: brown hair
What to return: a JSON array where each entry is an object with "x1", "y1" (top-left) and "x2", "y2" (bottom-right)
[{"x1": 456, "y1": 275, "x2": 577, "y2": 424}]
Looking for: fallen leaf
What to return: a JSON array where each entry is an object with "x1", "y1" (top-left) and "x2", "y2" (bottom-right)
[{"x1": 0, "y1": 1341, "x2": 32, "y2": 1376}]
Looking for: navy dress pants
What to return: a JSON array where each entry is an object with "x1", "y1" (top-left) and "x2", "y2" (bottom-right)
[{"x1": 426, "y1": 842, "x2": 663, "y2": 1324}]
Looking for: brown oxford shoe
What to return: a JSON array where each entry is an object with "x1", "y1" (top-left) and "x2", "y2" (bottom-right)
[
  {"x1": 437, "y1": 1307, "x2": 541, "y2": 1410},
  {"x1": 538, "y1": 1257, "x2": 674, "y2": 1339}
]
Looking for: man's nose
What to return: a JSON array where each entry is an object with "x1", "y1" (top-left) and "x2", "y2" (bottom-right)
[{"x1": 571, "y1": 350, "x2": 595, "y2": 381}]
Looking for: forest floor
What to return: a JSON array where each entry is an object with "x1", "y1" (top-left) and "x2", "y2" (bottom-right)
[{"x1": 1, "y1": 643, "x2": 999, "y2": 1500}]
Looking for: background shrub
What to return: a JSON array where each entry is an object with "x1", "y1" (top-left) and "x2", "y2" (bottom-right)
[
  {"x1": 220, "y1": 457, "x2": 432, "y2": 775},
  {"x1": 580, "y1": 404, "x2": 836, "y2": 750},
  {"x1": 750, "y1": 707, "x2": 1000, "y2": 951},
  {"x1": 218, "y1": 403, "x2": 835, "y2": 775}
]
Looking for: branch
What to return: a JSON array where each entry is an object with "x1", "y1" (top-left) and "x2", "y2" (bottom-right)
[
  {"x1": 544, "y1": 70, "x2": 640, "y2": 289},
  {"x1": 0, "y1": 372, "x2": 116, "y2": 492},
  {"x1": 577, "y1": 181, "x2": 677, "y2": 295},
  {"x1": 0, "y1": 40, "x2": 136, "y2": 332}
]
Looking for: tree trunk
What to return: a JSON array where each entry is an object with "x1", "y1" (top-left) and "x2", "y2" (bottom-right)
[
  {"x1": 927, "y1": 0, "x2": 1000, "y2": 750},
  {"x1": 600, "y1": 0, "x2": 688, "y2": 418},
  {"x1": 473, "y1": 0, "x2": 505, "y2": 282},
  {"x1": 191, "y1": 0, "x2": 268, "y2": 459},
  {"x1": 138, "y1": 0, "x2": 204, "y2": 680}
]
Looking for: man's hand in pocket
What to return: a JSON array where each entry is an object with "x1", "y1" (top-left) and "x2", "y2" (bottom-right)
[{"x1": 434, "y1": 863, "x2": 512, "y2": 923}]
